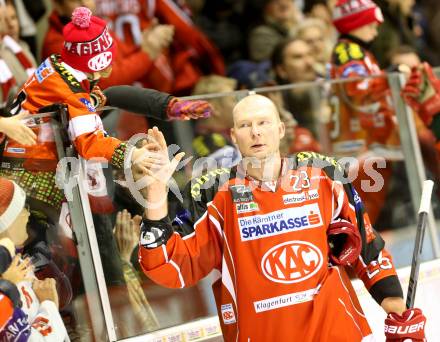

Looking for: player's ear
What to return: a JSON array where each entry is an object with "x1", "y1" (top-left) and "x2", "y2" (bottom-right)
[
  {"x1": 230, "y1": 128, "x2": 237, "y2": 145},
  {"x1": 278, "y1": 121, "x2": 285, "y2": 139}
]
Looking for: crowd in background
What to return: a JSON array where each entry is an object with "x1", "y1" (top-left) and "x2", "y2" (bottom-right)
[{"x1": 1, "y1": 0, "x2": 440, "y2": 340}]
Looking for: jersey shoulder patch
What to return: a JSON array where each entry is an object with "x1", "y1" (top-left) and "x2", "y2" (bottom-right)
[
  {"x1": 190, "y1": 167, "x2": 231, "y2": 200},
  {"x1": 294, "y1": 151, "x2": 346, "y2": 180},
  {"x1": 333, "y1": 41, "x2": 366, "y2": 66}
]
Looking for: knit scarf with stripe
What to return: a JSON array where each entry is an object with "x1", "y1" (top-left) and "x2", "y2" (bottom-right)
[{"x1": 0, "y1": 35, "x2": 35, "y2": 109}]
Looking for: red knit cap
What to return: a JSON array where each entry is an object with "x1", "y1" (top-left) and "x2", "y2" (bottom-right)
[
  {"x1": 0, "y1": 178, "x2": 26, "y2": 233},
  {"x1": 332, "y1": 0, "x2": 384, "y2": 34},
  {"x1": 61, "y1": 7, "x2": 116, "y2": 73}
]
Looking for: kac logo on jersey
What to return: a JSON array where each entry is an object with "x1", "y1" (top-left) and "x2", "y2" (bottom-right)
[
  {"x1": 236, "y1": 201, "x2": 259, "y2": 214},
  {"x1": 261, "y1": 241, "x2": 323, "y2": 284},
  {"x1": 220, "y1": 304, "x2": 236, "y2": 324},
  {"x1": 79, "y1": 98, "x2": 96, "y2": 113}
]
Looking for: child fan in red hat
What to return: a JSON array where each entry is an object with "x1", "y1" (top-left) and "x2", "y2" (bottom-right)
[
  {"x1": 0, "y1": 6, "x2": 212, "y2": 211},
  {"x1": 329, "y1": 2, "x2": 427, "y2": 341}
]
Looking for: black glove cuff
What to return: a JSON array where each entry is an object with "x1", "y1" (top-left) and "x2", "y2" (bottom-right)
[
  {"x1": 0, "y1": 279, "x2": 22, "y2": 308},
  {"x1": 140, "y1": 217, "x2": 174, "y2": 249}
]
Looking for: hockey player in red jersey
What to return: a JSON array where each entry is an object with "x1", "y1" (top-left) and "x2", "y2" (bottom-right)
[{"x1": 134, "y1": 94, "x2": 426, "y2": 341}]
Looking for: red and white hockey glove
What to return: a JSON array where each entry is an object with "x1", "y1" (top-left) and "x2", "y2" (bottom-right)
[
  {"x1": 166, "y1": 98, "x2": 213, "y2": 120},
  {"x1": 384, "y1": 308, "x2": 426, "y2": 342},
  {"x1": 327, "y1": 219, "x2": 362, "y2": 266},
  {"x1": 402, "y1": 62, "x2": 440, "y2": 126}
]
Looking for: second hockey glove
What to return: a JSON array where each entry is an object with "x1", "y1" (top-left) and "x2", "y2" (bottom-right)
[
  {"x1": 402, "y1": 62, "x2": 440, "y2": 126},
  {"x1": 327, "y1": 219, "x2": 361, "y2": 266},
  {"x1": 384, "y1": 308, "x2": 426, "y2": 342},
  {"x1": 166, "y1": 98, "x2": 213, "y2": 120}
]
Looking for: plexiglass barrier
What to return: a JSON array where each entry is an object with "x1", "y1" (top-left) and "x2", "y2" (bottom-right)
[{"x1": 43, "y1": 71, "x2": 440, "y2": 341}]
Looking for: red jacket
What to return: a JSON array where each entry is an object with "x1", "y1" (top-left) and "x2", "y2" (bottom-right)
[
  {"x1": 2, "y1": 55, "x2": 124, "y2": 171},
  {"x1": 42, "y1": 11, "x2": 153, "y2": 89},
  {"x1": 95, "y1": 0, "x2": 225, "y2": 94},
  {"x1": 139, "y1": 153, "x2": 403, "y2": 341},
  {"x1": 329, "y1": 35, "x2": 397, "y2": 154}
]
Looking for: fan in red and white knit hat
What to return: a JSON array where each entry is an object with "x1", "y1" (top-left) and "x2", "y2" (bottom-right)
[
  {"x1": 332, "y1": 0, "x2": 384, "y2": 34},
  {"x1": 61, "y1": 7, "x2": 116, "y2": 73},
  {"x1": 0, "y1": 178, "x2": 26, "y2": 232}
]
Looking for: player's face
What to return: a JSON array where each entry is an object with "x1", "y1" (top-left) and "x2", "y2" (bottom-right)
[{"x1": 231, "y1": 104, "x2": 285, "y2": 160}]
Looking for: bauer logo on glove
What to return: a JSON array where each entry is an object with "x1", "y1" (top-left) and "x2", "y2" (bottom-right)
[{"x1": 384, "y1": 308, "x2": 426, "y2": 342}]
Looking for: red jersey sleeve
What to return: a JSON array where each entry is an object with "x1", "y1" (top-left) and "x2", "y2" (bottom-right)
[{"x1": 139, "y1": 169, "x2": 229, "y2": 288}]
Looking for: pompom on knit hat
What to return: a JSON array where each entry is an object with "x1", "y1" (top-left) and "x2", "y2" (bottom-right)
[
  {"x1": 332, "y1": 0, "x2": 384, "y2": 34},
  {"x1": 0, "y1": 178, "x2": 26, "y2": 233},
  {"x1": 61, "y1": 7, "x2": 116, "y2": 73}
]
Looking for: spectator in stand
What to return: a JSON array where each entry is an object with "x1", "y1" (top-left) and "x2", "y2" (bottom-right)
[
  {"x1": 293, "y1": 18, "x2": 333, "y2": 75},
  {"x1": 419, "y1": 0, "x2": 440, "y2": 66},
  {"x1": 370, "y1": 0, "x2": 422, "y2": 68},
  {"x1": 271, "y1": 37, "x2": 323, "y2": 135},
  {"x1": 0, "y1": 237, "x2": 21, "y2": 332},
  {"x1": 389, "y1": 46, "x2": 440, "y2": 202},
  {"x1": 113, "y1": 209, "x2": 160, "y2": 334},
  {"x1": 330, "y1": 0, "x2": 402, "y2": 224},
  {"x1": 303, "y1": 0, "x2": 338, "y2": 43},
  {"x1": 43, "y1": 0, "x2": 172, "y2": 89},
  {"x1": 94, "y1": 0, "x2": 225, "y2": 95},
  {"x1": 191, "y1": 0, "x2": 245, "y2": 66},
  {"x1": 9, "y1": 0, "x2": 46, "y2": 58},
  {"x1": 248, "y1": 0, "x2": 302, "y2": 63},
  {"x1": 0, "y1": 178, "x2": 69, "y2": 341},
  {"x1": 0, "y1": 0, "x2": 36, "y2": 112},
  {"x1": 191, "y1": 75, "x2": 240, "y2": 172}
]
